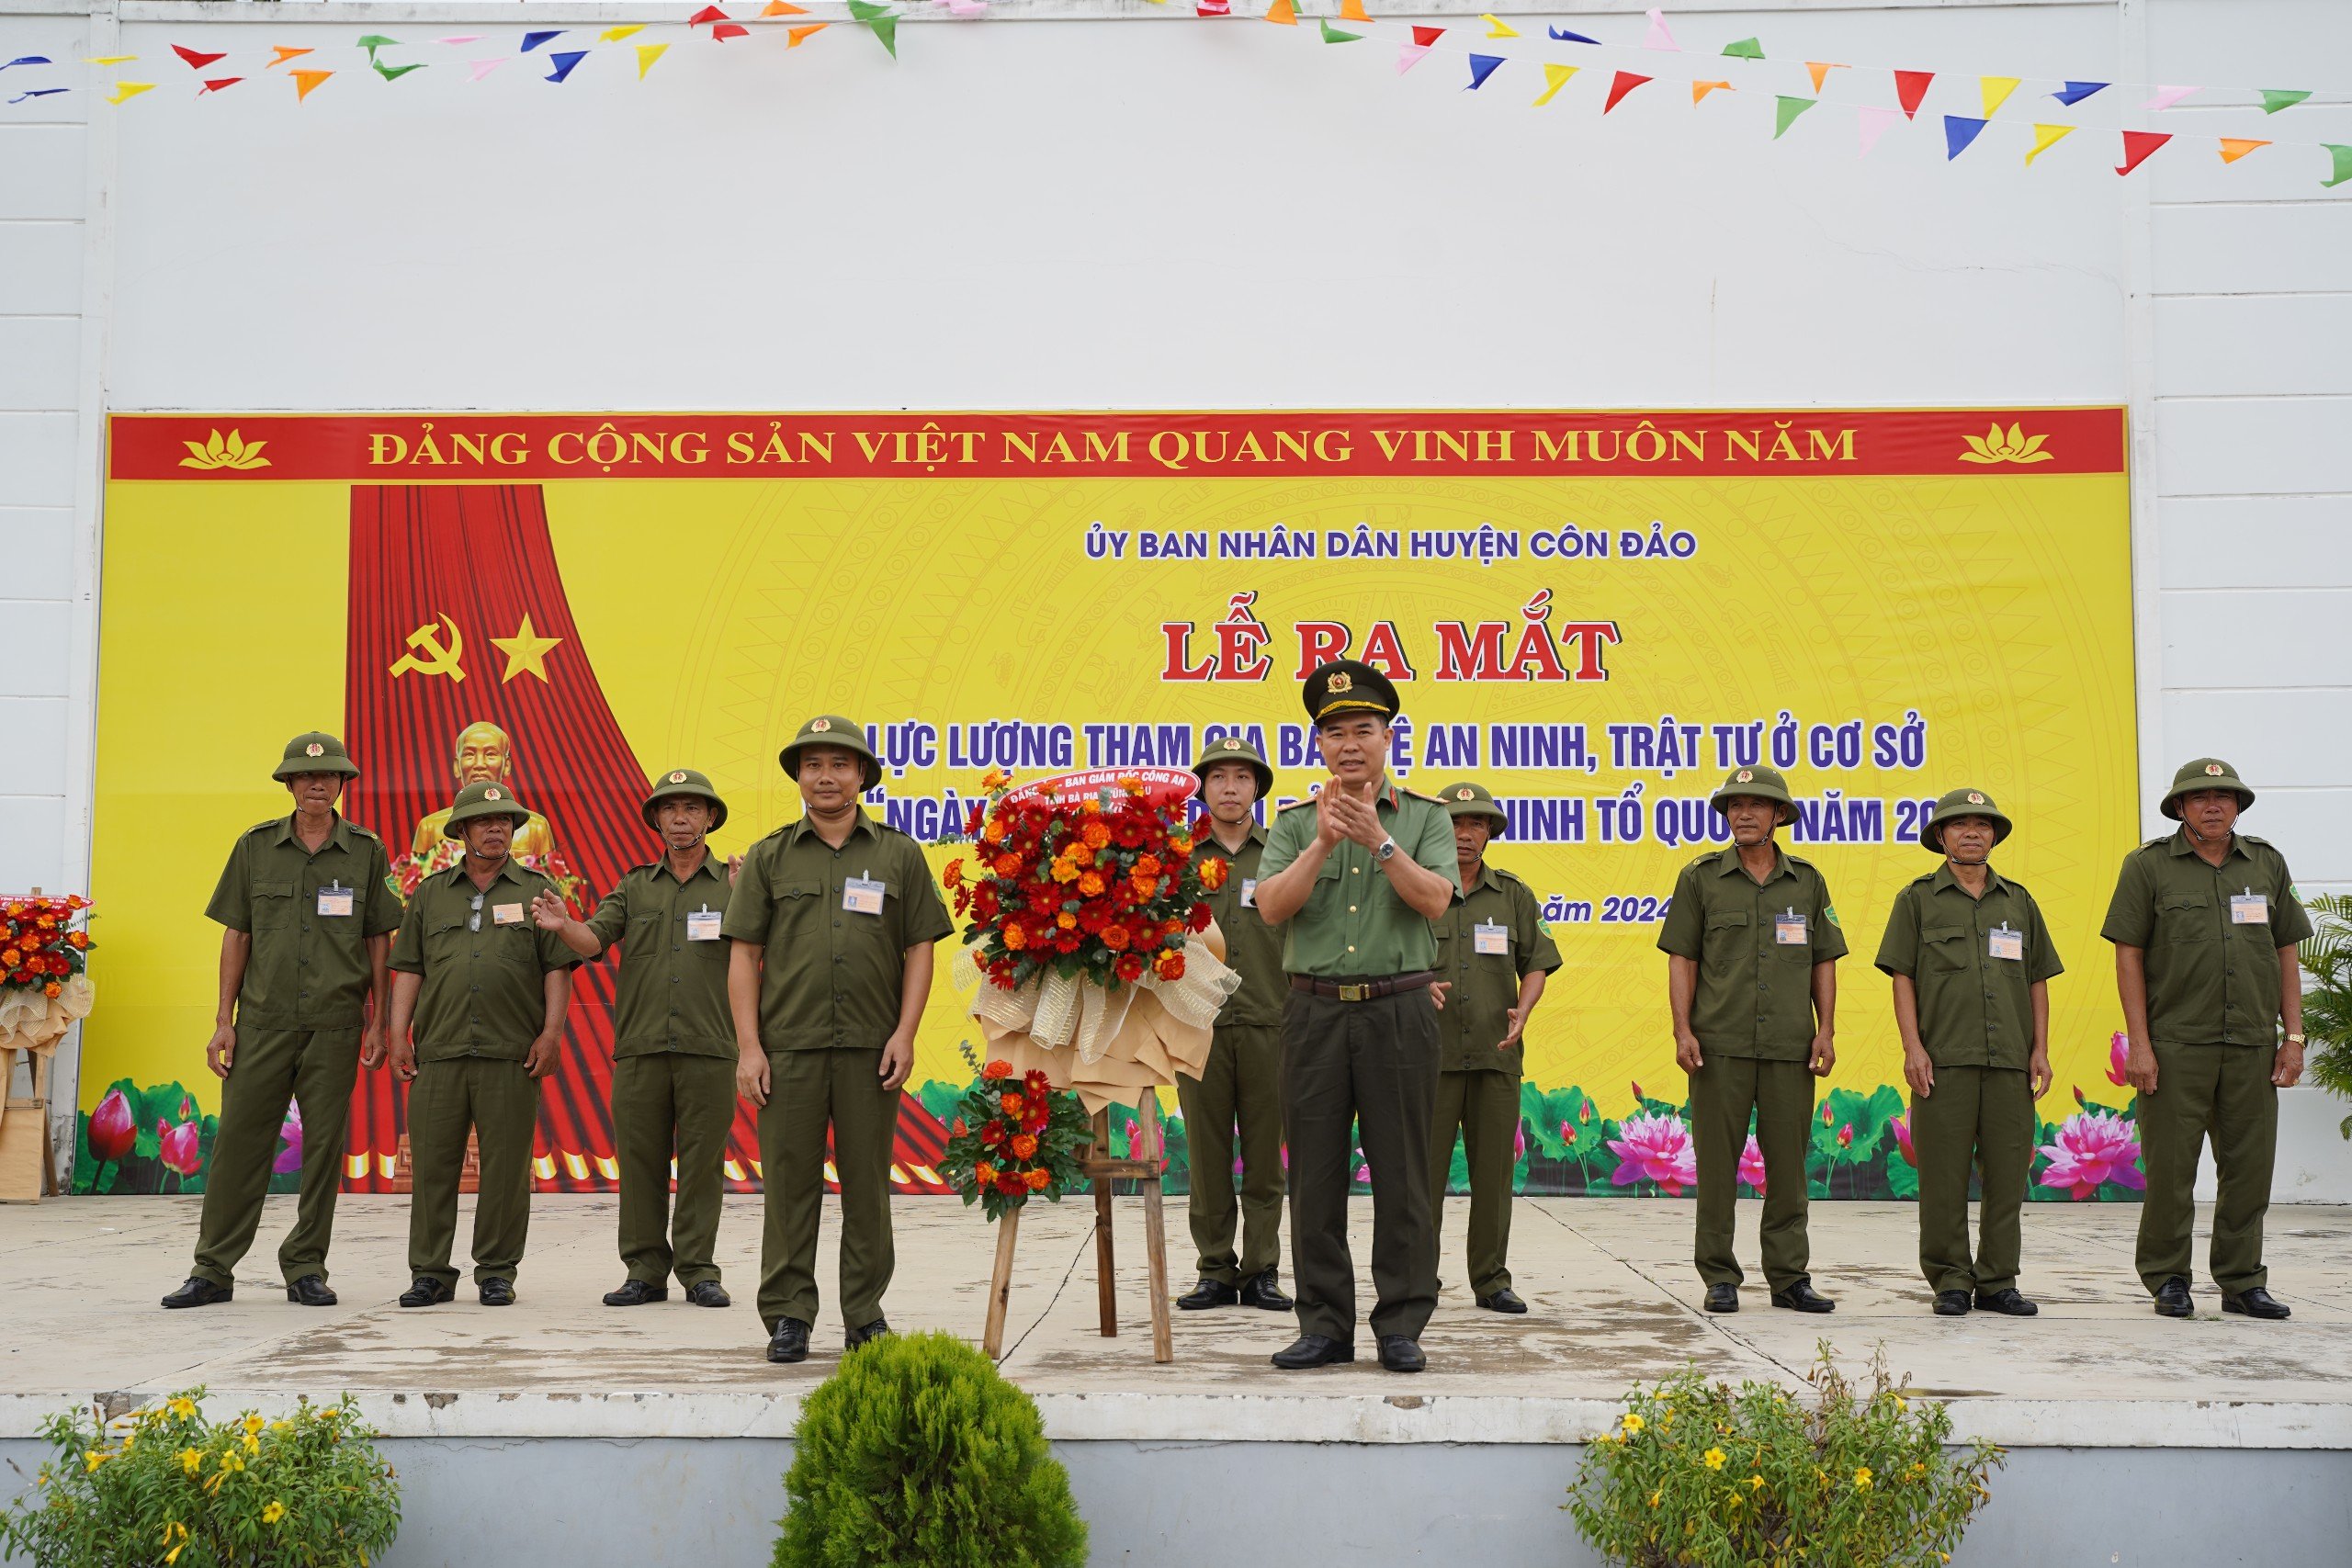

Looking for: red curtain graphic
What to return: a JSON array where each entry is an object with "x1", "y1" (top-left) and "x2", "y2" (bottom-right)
[{"x1": 339, "y1": 485, "x2": 950, "y2": 1195}]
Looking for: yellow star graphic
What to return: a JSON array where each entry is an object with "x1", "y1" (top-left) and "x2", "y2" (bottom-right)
[{"x1": 490, "y1": 614, "x2": 562, "y2": 684}]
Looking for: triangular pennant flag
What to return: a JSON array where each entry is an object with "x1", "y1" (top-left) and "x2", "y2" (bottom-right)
[
  {"x1": 198, "y1": 76, "x2": 243, "y2": 94},
  {"x1": 267, "y1": 46, "x2": 312, "y2": 69},
  {"x1": 1396, "y1": 42, "x2": 1430, "y2": 73},
  {"x1": 1721, "y1": 38, "x2": 1763, "y2": 61},
  {"x1": 290, "y1": 69, "x2": 331, "y2": 100},
  {"x1": 687, "y1": 6, "x2": 729, "y2": 23},
  {"x1": 82, "y1": 56, "x2": 136, "y2": 65},
  {"x1": 851, "y1": 8, "x2": 898, "y2": 55},
  {"x1": 1856, "y1": 104, "x2": 1899, "y2": 156},
  {"x1": 1532, "y1": 63, "x2": 1577, "y2": 107},
  {"x1": 1979, "y1": 75, "x2": 2019, "y2": 117},
  {"x1": 2143, "y1": 85, "x2": 2195, "y2": 111},
  {"x1": 599, "y1": 25, "x2": 646, "y2": 41},
  {"x1": 636, "y1": 42, "x2": 668, "y2": 78},
  {"x1": 468, "y1": 58, "x2": 508, "y2": 81},
  {"x1": 6, "y1": 88, "x2": 68, "y2": 102},
  {"x1": 355, "y1": 35, "x2": 399, "y2": 54},
  {"x1": 1548, "y1": 28, "x2": 1598, "y2": 45},
  {"x1": 2115, "y1": 130, "x2": 2171, "y2": 176},
  {"x1": 2052, "y1": 81, "x2": 2107, "y2": 106},
  {"x1": 1319, "y1": 19, "x2": 1362, "y2": 43},
  {"x1": 1197, "y1": 0, "x2": 1229, "y2": 15},
  {"x1": 1943, "y1": 115, "x2": 1988, "y2": 159},
  {"x1": 1691, "y1": 79, "x2": 1730, "y2": 104},
  {"x1": 373, "y1": 60, "x2": 425, "y2": 82},
  {"x1": 520, "y1": 30, "x2": 564, "y2": 51},
  {"x1": 1894, "y1": 70, "x2": 1932, "y2": 119},
  {"x1": 1602, "y1": 71, "x2": 1651, "y2": 113},
  {"x1": 2025, "y1": 123, "x2": 2075, "y2": 166},
  {"x1": 1465, "y1": 54, "x2": 1504, "y2": 91},
  {"x1": 2258, "y1": 89, "x2": 2311, "y2": 115},
  {"x1": 1773, "y1": 96, "x2": 1816, "y2": 139},
  {"x1": 713, "y1": 23, "x2": 751, "y2": 38},
  {"x1": 1264, "y1": 0, "x2": 1297, "y2": 26},
  {"x1": 1, "y1": 56, "x2": 54, "y2": 70},
  {"x1": 545, "y1": 50, "x2": 588, "y2": 83},
  {"x1": 103, "y1": 81, "x2": 153, "y2": 105},
  {"x1": 1481, "y1": 15, "x2": 1517, "y2": 39},
  {"x1": 1805, "y1": 62, "x2": 1841, "y2": 93},
  {"x1": 788, "y1": 24, "x2": 828, "y2": 45},
  {"x1": 1644, "y1": 8, "x2": 1678, "y2": 51},
  {"x1": 1412, "y1": 26, "x2": 1443, "y2": 46},
  {"x1": 170, "y1": 45, "x2": 227, "y2": 71},
  {"x1": 1339, "y1": 0, "x2": 1369, "y2": 19},
  {"x1": 762, "y1": 1, "x2": 808, "y2": 13},
  {"x1": 2324, "y1": 145, "x2": 2352, "y2": 188},
  {"x1": 2217, "y1": 138, "x2": 2268, "y2": 164}
]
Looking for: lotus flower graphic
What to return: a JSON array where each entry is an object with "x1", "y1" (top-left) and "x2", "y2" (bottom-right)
[
  {"x1": 2038, "y1": 1109, "x2": 2145, "y2": 1200},
  {"x1": 1737, "y1": 1133, "x2": 1768, "y2": 1193},
  {"x1": 1608, "y1": 1111, "x2": 1698, "y2": 1196},
  {"x1": 1957, "y1": 423, "x2": 2052, "y2": 466},
  {"x1": 177, "y1": 428, "x2": 272, "y2": 471}
]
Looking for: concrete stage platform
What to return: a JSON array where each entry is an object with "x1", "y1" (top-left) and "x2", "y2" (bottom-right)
[{"x1": 6, "y1": 1195, "x2": 2349, "y2": 1565}]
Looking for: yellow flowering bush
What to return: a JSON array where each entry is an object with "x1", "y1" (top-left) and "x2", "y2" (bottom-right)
[
  {"x1": 0, "y1": 1386, "x2": 399, "y2": 1566},
  {"x1": 1567, "y1": 1344, "x2": 2000, "y2": 1568}
]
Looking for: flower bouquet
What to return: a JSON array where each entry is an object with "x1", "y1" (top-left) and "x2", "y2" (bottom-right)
[
  {"x1": 0, "y1": 895, "x2": 95, "y2": 1053},
  {"x1": 937, "y1": 1054, "x2": 1093, "y2": 1222}
]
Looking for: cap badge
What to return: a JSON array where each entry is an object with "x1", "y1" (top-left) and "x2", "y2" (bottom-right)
[
  {"x1": 1456, "y1": 787, "x2": 1475, "y2": 800},
  {"x1": 1223, "y1": 738, "x2": 1242, "y2": 750},
  {"x1": 811, "y1": 717, "x2": 832, "y2": 733},
  {"x1": 304, "y1": 742, "x2": 324, "y2": 757},
  {"x1": 2205, "y1": 762, "x2": 2223, "y2": 775},
  {"x1": 1966, "y1": 792, "x2": 1984, "y2": 805},
  {"x1": 1328, "y1": 671, "x2": 1353, "y2": 694},
  {"x1": 667, "y1": 771, "x2": 688, "y2": 784},
  {"x1": 485, "y1": 787, "x2": 503, "y2": 802},
  {"x1": 1736, "y1": 770, "x2": 1754, "y2": 784}
]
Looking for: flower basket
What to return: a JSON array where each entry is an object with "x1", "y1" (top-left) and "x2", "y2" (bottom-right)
[{"x1": 0, "y1": 894, "x2": 94, "y2": 1202}]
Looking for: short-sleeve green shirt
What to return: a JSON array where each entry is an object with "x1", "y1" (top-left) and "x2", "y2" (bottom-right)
[
  {"x1": 582, "y1": 853, "x2": 735, "y2": 1059},
  {"x1": 389, "y1": 859, "x2": 580, "y2": 1061},
  {"x1": 1657, "y1": 843, "x2": 1848, "y2": 1061},
  {"x1": 1432, "y1": 863, "x2": 1563, "y2": 1075},
  {"x1": 720, "y1": 812, "x2": 955, "y2": 1054},
  {"x1": 1190, "y1": 824, "x2": 1286, "y2": 1029},
  {"x1": 205, "y1": 814, "x2": 403, "y2": 1031},
  {"x1": 1873, "y1": 864, "x2": 2063, "y2": 1070},
  {"x1": 1258, "y1": 781, "x2": 1459, "y2": 978},
  {"x1": 2100, "y1": 829, "x2": 2312, "y2": 1048}
]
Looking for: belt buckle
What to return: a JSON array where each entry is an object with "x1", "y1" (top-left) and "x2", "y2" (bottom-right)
[{"x1": 1338, "y1": 983, "x2": 1368, "y2": 1003}]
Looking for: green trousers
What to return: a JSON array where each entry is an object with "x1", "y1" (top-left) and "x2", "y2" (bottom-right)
[
  {"x1": 1175, "y1": 1022, "x2": 1286, "y2": 1284},
  {"x1": 1909, "y1": 1066, "x2": 2034, "y2": 1296},
  {"x1": 757, "y1": 1047, "x2": 899, "y2": 1333},
  {"x1": 190, "y1": 1026, "x2": 360, "y2": 1288},
  {"x1": 1430, "y1": 1068, "x2": 1521, "y2": 1298},
  {"x1": 405, "y1": 1056, "x2": 540, "y2": 1288},
  {"x1": 1689, "y1": 1054, "x2": 1815, "y2": 1293},
  {"x1": 612, "y1": 1054, "x2": 737, "y2": 1288},
  {"x1": 2136, "y1": 1041, "x2": 2278, "y2": 1295},
  {"x1": 1281, "y1": 986, "x2": 1441, "y2": 1344}
]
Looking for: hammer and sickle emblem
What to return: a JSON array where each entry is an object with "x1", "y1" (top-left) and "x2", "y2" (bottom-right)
[{"x1": 390, "y1": 614, "x2": 466, "y2": 682}]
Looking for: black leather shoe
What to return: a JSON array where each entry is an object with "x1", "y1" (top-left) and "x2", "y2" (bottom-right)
[
  {"x1": 1270, "y1": 1334, "x2": 1353, "y2": 1369},
  {"x1": 1770, "y1": 1281, "x2": 1836, "y2": 1314},
  {"x1": 603, "y1": 1279, "x2": 668, "y2": 1307},
  {"x1": 845, "y1": 1318, "x2": 891, "y2": 1349},
  {"x1": 162, "y1": 1277, "x2": 232, "y2": 1310},
  {"x1": 284, "y1": 1276, "x2": 336, "y2": 1308},
  {"x1": 1477, "y1": 1287, "x2": 1528, "y2": 1314},
  {"x1": 1933, "y1": 1289, "x2": 1973, "y2": 1316},
  {"x1": 1239, "y1": 1269, "x2": 1294, "y2": 1312},
  {"x1": 1377, "y1": 1336, "x2": 1426, "y2": 1373},
  {"x1": 1974, "y1": 1287, "x2": 2038, "y2": 1317},
  {"x1": 1177, "y1": 1277, "x2": 1240, "y2": 1311},
  {"x1": 685, "y1": 1280, "x2": 731, "y2": 1308},
  {"x1": 1703, "y1": 1283, "x2": 1739, "y2": 1314},
  {"x1": 2153, "y1": 1276, "x2": 2194, "y2": 1318},
  {"x1": 398, "y1": 1277, "x2": 454, "y2": 1308},
  {"x1": 2222, "y1": 1287, "x2": 2290, "y2": 1320},
  {"x1": 479, "y1": 1278, "x2": 516, "y2": 1307},
  {"x1": 767, "y1": 1318, "x2": 811, "y2": 1364}
]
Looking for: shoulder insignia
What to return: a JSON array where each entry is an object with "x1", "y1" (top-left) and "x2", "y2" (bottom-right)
[
  {"x1": 2239, "y1": 833, "x2": 2273, "y2": 850},
  {"x1": 346, "y1": 821, "x2": 383, "y2": 842},
  {"x1": 1488, "y1": 866, "x2": 1527, "y2": 886},
  {"x1": 1276, "y1": 796, "x2": 1320, "y2": 814}
]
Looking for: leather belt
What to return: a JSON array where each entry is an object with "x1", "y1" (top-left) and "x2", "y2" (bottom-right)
[{"x1": 1289, "y1": 971, "x2": 1436, "y2": 1004}]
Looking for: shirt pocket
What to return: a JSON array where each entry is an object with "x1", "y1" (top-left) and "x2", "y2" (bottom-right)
[
  {"x1": 422, "y1": 915, "x2": 471, "y2": 967},
  {"x1": 765, "y1": 880, "x2": 828, "y2": 943},
  {"x1": 250, "y1": 880, "x2": 298, "y2": 931},
  {"x1": 1702, "y1": 908, "x2": 1751, "y2": 971},
  {"x1": 1920, "y1": 925, "x2": 1973, "y2": 974},
  {"x1": 2158, "y1": 892, "x2": 2215, "y2": 943}
]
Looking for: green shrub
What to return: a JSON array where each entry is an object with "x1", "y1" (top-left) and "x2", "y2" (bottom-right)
[
  {"x1": 1567, "y1": 1344, "x2": 2000, "y2": 1568},
  {"x1": 775, "y1": 1330, "x2": 1086, "y2": 1568},
  {"x1": 0, "y1": 1386, "x2": 399, "y2": 1567}
]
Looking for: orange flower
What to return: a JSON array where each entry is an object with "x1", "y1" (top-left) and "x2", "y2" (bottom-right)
[
  {"x1": 1011, "y1": 1133, "x2": 1038, "y2": 1159},
  {"x1": 1078, "y1": 872, "x2": 1105, "y2": 897},
  {"x1": 1002, "y1": 924, "x2": 1028, "y2": 951},
  {"x1": 976, "y1": 1162, "x2": 998, "y2": 1186},
  {"x1": 943, "y1": 859, "x2": 965, "y2": 889},
  {"x1": 1170, "y1": 835, "x2": 1193, "y2": 858},
  {"x1": 1154, "y1": 950, "x2": 1187, "y2": 981},
  {"x1": 1056, "y1": 911, "x2": 1077, "y2": 930},
  {"x1": 992, "y1": 852, "x2": 1022, "y2": 877},
  {"x1": 1080, "y1": 821, "x2": 1111, "y2": 850},
  {"x1": 42, "y1": 982, "x2": 60, "y2": 998},
  {"x1": 1001, "y1": 1091, "x2": 1026, "y2": 1117},
  {"x1": 1134, "y1": 854, "x2": 1163, "y2": 878},
  {"x1": 1197, "y1": 857, "x2": 1227, "y2": 890},
  {"x1": 981, "y1": 768, "x2": 1012, "y2": 791},
  {"x1": 982, "y1": 1060, "x2": 1013, "y2": 1080},
  {"x1": 1102, "y1": 924, "x2": 1131, "y2": 951},
  {"x1": 1049, "y1": 859, "x2": 1081, "y2": 885},
  {"x1": 983, "y1": 818, "x2": 1010, "y2": 844},
  {"x1": 1063, "y1": 842, "x2": 1094, "y2": 868},
  {"x1": 66, "y1": 932, "x2": 87, "y2": 950},
  {"x1": 1024, "y1": 1168, "x2": 1052, "y2": 1190}
]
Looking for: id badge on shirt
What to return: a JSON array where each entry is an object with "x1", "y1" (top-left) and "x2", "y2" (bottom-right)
[
  {"x1": 2231, "y1": 889, "x2": 2269, "y2": 926},
  {"x1": 492, "y1": 902, "x2": 525, "y2": 927},
  {"x1": 316, "y1": 882, "x2": 354, "y2": 918},
  {"x1": 843, "y1": 874, "x2": 886, "y2": 917},
  {"x1": 1988, "y1": 924, "x2": 2024, "y2": 962},
  {"x1": 686, "y1": 906, "x2": 723, "y2": 942},
  {"x1": 1774, "y1": 908, "x2": 1808, "y2": 946},
  {"x1": 1240, "y1": 878, "x2": 1258, "y2": 908},
  {"x1": 1474, "y1": 921, "x2": 1510, "y2": 955}
]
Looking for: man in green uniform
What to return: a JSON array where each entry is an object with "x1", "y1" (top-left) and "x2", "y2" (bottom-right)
[
  {"x1": 164, "y1": 733, "x2": 403, "y2": 1310},
  {"x1": 2104, "y1": 758, "x2": 2311, "y2": 1321},
  {"x1": 386, "y1": 781, "x2": 579, "y2": 1307},
  {"x1": 1174, "y1": 735, "x2": 1293, "y2": 1314},
  {"x1": 533, "y1": 768, "x2": 736, "y2": 1309},
  {"x1": 1658, "y1": 766, "x2": 1845, "y2": 1315},
  {"x1": 1254, "y1": 661, "x2": 1457, "y2": 1373},
  {"x1": 1428, "y1": 781, "x2": 1560, "y2": 1315},
  {"x1": 1875, "y1": 788, "x2": 2060, "y2": 1317},
  {"x1": 727, "y1": 716, "x2": 954, "y2": 1363}
]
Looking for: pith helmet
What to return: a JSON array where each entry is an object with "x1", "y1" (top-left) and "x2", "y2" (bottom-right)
[
  {"x1": 443, "y1": 779, "x2": 533, "y2": 837},
  {"x1": 643, "y1": 767, "x2": 728, "y2": 833},
  {"x1": 1708, "y1": 765, "x2": 1795, "y2": 824},
  {"x1": 272, "y1": 731, "x2": 360, "y2": 782},
  {"x1": 1439, "y1": 781, "x2": 1509, "y2": 838},
  {"x1": 1193, "y1": 734, "x2": 1274, "y2": 798},
  {"x1": 2161, "y1": 757, "x2": 2255, "y2": 819},
  {"x1": 1302, "y1": 660, "x2": 1400, "y2": 724},
  {"x1": 778, "y1": 715, "x2": 882, "y2": 793},
  {"x1": 1921, "y1": 786, "x2": 2012, "y2": 853}
]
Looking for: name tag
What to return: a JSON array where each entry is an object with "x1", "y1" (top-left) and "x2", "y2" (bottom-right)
[
  {"x1": 1240, "y1": 878, "x2": 1257, "y2": 908},
  {"x1": 1988, "y1": 926, "x2": 2024, "y2": 962},
  {"x1": 2231, "y1": 891, "x2": 2269, "y2": 926},
  {"x1": 686, "y1": 908, "x2": 723, "y2": 942},
  {"x1": 843, "y1": 875, "x2": 885, "y2": 916},
  {"x1": 492, "y1": 902, "x2": 525, "y2": 927},
  {"x1": 316, "y1": 884, "x2": 354, "y2": 918},
  {"x1": 1774, "y1": 910, "x2": 1808, "y2": 946},
  {"x1": 1474, "y1": 922, "x2": 1510, "y2": 955}
]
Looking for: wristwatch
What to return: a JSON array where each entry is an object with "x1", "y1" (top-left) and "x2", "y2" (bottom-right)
[
  {"x1": 2286, "y1": 1032, "x2": 2307, "y2": 1046},
  {"x1": 1374, "y1": 837, "x2": 1398, "y2": 863}
]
